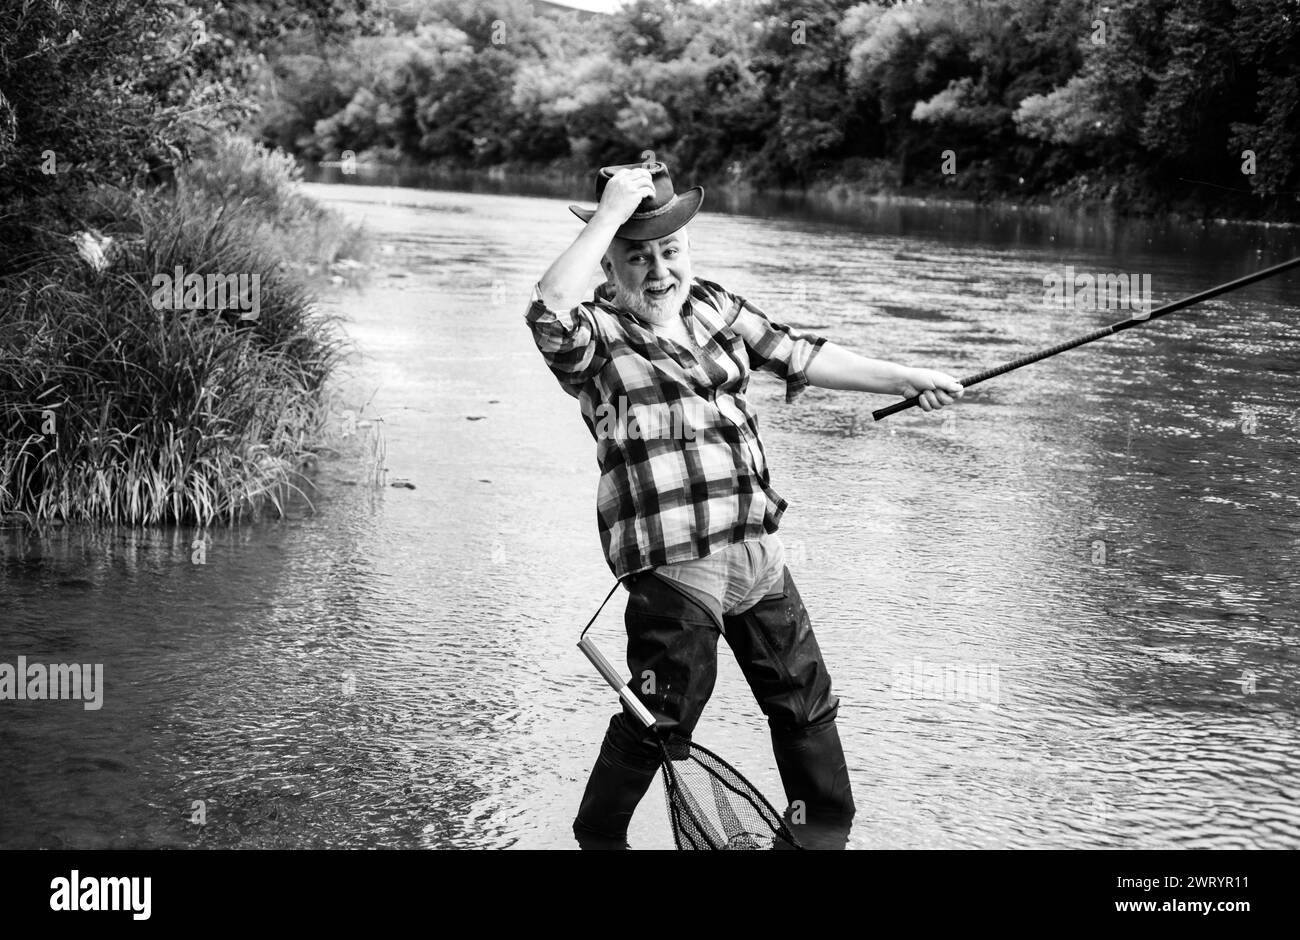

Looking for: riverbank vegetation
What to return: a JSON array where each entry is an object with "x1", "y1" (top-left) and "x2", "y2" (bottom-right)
[
  {"x1": 0, "y1": 0, "x2": 377, "y2": 525},
  {"x1": 2, "y1": 0, "x2": 1295, "y2": 522},
  {"x1": 259, "y1": 0, "x2": 1300, "y2": 221}
]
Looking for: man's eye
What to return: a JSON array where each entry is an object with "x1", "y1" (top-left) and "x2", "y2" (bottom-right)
[{"x1": 664, "y1": 249, "x2": 677, "y2": 257}]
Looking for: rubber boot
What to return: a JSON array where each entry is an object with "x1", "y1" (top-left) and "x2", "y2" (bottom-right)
[
  {"x1": 572, "y1": 570, "x2": 719, "y2": 849},
  {"x1": 777, "y1": 805, "x2": 852, "y2": 850},
  {"x1": 572, "y1": 723, "x2": 661, "y2": 849},
  {"x1": 770, "y1": 716, "x2": 856, "y2": 821}
]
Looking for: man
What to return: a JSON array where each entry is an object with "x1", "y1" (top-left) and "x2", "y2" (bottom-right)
[{"x1": 526, "y1": 160, "x2": 962, "y2": 848}]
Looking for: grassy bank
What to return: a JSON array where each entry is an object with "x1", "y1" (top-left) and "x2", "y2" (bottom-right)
[{"x1": 0, "y1": 136, "x2": 379, "y2": 526}]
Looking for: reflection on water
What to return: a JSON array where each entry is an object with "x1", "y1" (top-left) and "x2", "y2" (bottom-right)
[{"x1": 2, "y1": 179, "x2": 1298, "y2": 849}]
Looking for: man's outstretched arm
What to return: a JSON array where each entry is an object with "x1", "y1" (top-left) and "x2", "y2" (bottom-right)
[{"x1": 805, "y1": 342, "x2": 963, "y2": 412}]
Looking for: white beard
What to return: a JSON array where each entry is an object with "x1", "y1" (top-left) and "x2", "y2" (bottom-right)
[{"x1": 612, "y1": 275, "x2": 689, "y2": 325}]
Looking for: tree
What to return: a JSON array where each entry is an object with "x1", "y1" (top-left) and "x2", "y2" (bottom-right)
[
  {"x1": 0, "y1": 0, "x2": 374, "y2": 270},
  {"x1": 1229, "y1": 0, "x2": 1300, "y2": 202}
]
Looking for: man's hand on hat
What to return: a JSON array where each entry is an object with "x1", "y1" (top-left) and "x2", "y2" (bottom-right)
[{"x1": 594, "y1": 168, "x2": 657, "y2": 225}]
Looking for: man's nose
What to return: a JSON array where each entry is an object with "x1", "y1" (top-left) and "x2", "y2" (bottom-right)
[{"x1": 649, "y1": 255, "x2": 668, "y2": 279}]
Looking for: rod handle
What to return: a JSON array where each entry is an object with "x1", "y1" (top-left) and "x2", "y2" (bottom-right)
[{"x1": 577, "y1": 636, "x2": 658, "y2": 729}]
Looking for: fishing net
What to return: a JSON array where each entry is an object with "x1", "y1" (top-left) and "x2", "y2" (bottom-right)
[
  {"x1": 577, "y1": 589, "x2": 800, "y2": 851},
  {"x1": 659, "y1": 735, "x2": 800, "y2": 850}
]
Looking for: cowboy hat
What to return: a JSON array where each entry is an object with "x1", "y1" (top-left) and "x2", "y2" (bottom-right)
[{"x1": 569, "y1": 159, "x2": 703, "y2": 241}]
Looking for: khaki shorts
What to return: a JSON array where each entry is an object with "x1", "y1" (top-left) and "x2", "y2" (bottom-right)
[{"x1": 651, "y1": 532, "x2": 787, "y2": 631}]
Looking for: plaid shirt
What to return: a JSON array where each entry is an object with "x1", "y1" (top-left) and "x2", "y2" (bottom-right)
[{"x1": 526, "y1": 277, "x2": 826, "y2": 579}]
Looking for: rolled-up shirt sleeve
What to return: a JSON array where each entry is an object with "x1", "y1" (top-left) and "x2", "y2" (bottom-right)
[
  {"x1": 724, "y1": 290, "x2": 827, "y2": 403},
  {"x1": 524, "y1": 283, "x2": 607, "y2": 397}
]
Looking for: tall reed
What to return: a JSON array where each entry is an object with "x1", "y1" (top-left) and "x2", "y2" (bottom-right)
[{"x1": 0, "y1": 136, "x2": 368, "y2": 525}]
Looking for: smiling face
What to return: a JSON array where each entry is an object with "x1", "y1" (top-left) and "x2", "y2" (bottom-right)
[{"x1": 601, "y1": 228, "x2": 693, "y2": 323}]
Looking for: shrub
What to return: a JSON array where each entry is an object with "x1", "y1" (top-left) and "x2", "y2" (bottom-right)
[{"x1": 0, "y1": 137, "x2": 368, "y2": 525}]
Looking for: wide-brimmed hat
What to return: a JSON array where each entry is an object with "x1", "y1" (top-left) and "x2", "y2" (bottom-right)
[{"x1": 569, "y1": 159, "x2": 703, "y2": 241}]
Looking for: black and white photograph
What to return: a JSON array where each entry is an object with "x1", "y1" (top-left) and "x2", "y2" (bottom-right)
[{"x1": 1, "y1": 0, "x2": 1296, "y2": 919}]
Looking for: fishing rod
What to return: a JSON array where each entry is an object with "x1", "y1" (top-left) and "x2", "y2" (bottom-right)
[{"x1": 872, "y1": 255, "x2": 1300, "y2": 422}]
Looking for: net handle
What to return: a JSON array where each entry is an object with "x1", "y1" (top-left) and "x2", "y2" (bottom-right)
[
  {"x1": 577, "y1": 635, "x2": 658, "y2": 729},
  {"x1": 576, "y1": 578, "x2": 658, "y2": 728}
]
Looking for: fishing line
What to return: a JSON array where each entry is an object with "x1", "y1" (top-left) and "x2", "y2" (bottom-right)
[{"x1": 1178, "y1": 177, "x2": 1300, "y2": 196}]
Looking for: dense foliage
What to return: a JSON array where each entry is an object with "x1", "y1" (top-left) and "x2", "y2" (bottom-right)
[
  {"x1": 0, "y1": 1, "x2": 376, "y2": 524},
  {"x1": 257, "y1": 0, "x2": 1300, "y2": 218},
  {"x1": 0, "y1": 133, "x2": 373, "y2": 524},
  {"x1": 0, "y1": 0, "x2": 1294, "y2": 523},
  {"x1": 0, "y1": 0, "x2": 377, "y2": 268}
]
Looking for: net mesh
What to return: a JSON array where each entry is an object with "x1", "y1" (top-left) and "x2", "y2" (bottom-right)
[{"x1": 659, "y1": 737, "x2": 801, "y2": 850}]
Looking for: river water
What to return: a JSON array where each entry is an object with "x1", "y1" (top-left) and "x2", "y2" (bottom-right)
[{"x1": 2, "y1": 180, "x2": 1298, "y2": 849}]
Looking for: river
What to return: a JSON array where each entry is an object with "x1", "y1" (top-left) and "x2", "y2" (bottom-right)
[{"x1": 2, "y1": 180, "x2": 1298, "y2": 849}]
